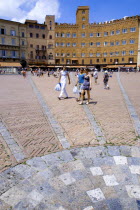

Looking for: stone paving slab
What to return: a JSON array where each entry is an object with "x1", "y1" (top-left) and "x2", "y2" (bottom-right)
[{"x1": 0, "y1": 146, "x2": 140, "y2": 210}]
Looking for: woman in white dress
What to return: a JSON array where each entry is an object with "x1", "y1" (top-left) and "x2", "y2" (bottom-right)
[{"x1": 58, "y1": 67, "x2": 71, "y2": 99}]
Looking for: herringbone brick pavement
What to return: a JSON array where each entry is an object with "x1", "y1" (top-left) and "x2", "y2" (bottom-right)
[{"x1": 0, "y1": 75, "x2": 62, "y2": 171}]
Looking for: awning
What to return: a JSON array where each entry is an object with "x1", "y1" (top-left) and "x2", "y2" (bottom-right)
[
  {"x1": 106, "y1": 65, "x2": 124, "y2": 68},
  {"x1": 124, "y1": 65, "x2": 136, "y2": 68},
  {"x1": 0, "y1": 62, "x2": 21, "y2": 67},
  {"x1": 71, "y1": 58, "x2": 78, "y2": 60}
]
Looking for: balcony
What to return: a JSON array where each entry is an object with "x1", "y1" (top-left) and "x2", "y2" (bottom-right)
[{"x1": 36, "y1": 48, "x2": 46, "y2": 52}]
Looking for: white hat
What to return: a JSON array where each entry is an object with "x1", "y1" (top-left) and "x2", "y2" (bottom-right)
[{"x1": 105, "y1": 70, "x2": 108, "y2": 73}]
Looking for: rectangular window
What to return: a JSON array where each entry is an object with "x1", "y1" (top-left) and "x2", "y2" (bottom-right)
[
  {"x1": 61, "y1": 33, "x2": 65, "y2": 37},
  {"x1": 11, "y1": 30, "x2": 16, "y2": 36},
  {"x1": 104, "y1": 42, "x2": 108, "y2": 46},
  {"x1": 66, "y1": 53, "x2": 70, "y2": 57},
  {"x1": 110, "y1": 52, "x2": 114, "y2": 56},
  {"x1": 110, "y1": 31, "x2": 114, "y2": 35},
  {"x1": 116, "y1": 41, "x2": 120, "y2": 45},
  {"x1": 1, "y1": 37, "x2": 5, "y2": 44},
  {"x1": 72, "y1": 53, "x2": 75, "y2": 57},
  {"x1": 82, "y1": 17, "x2": 85, "y2": 21},
  {"x1": 61, "y1": 43, "x2": 65, "y2": 46},
  {"x1": 96, "y1": 42, "x2": 100, "y2": 47},
  {"x1": 122, "y1": 51, "x2": 126, "y2": 55},
  {"x1": 40, "y1": 26, "x2": 45, "y2": 29},
  {"x1": 129, "y1": 50, "x2": 134, "y2": 55},
  {"x1": 56, "y1": 53, "x2": 59, "y2": 57},
  {"x1": 81, "y1": 43, "x2": 85, "y2": 47},
  {"x1": 36, "y1": 45, "x2": 39, "y2": 50},
  {"x1": 30, "y1": 44, "x2": 33, "y2": 48},
  {"x1": 61, "y1": 53, "x2": 65, "y2": 57},
  {"x1": 81, "y1": 33, "x2": 85, "y2": 37},
  {"x1": 56, "y1": 42, "x2": 59, "y2": 47},
  {"x1": 72, "y1": 33, "x2": 76, "y2": 38},
  {"x1": 12, "y1": 38, "x2": 15, "y2": 45},
  {"x1": 90, "y1": 33, "x2": 93, "y2": 37},
  {"x1": 116, "y1": 30, "x2": 120, "y2": 34},
  {"x1": 66, "y1": 43, "x2": 70, "y2": 47},
  {"x1": 21, "y1": 32, "x2": 25, "y2": 37},
  {"x1": 130, "y1": 27, "x2": 136, "y2": 32},
  {"x1": 110, "y1": 42, "x2": 114, "y2": 46},
  {"x1": 30, "y1": 33, "x2": 33, "y2": 38},
  {"x1": 56, "y1": 33, "x2": 59, "y2": 37},
  {"x1": 96, "y1": 53, "x2": 100, "y2": 57},
  {"x1": 72, "y1": 43, "x2": 76, "y2": 47},
  {"x1": 21, "y1": 40, "x2": 24, "y2": 46},
  {"x1": 122, "y1": 40, "x2": 126, "y2": 45},
  {"x1": 21, "y1": 51, "x2": 25, "y2": 58},
  {"x1": 104, "y1": 32, "x2": 108, "y2": 36},
  {"x1": 82, "y1": 24, "x2": 85, "y2": 29},
  {"x1": 36, "y1": 33, "x2": 39, "y2": 38},
  {"x1": 81, "y1": 53, "x2": 85, "y2": 57},
  {"x1": 66, "y1": 33, "x2": 70, "y2": 38},
  {"x1": 89, "y1": 53, "x2": 93, "y2": 57},
  {"x1": 0, "y1": 28, "x2": 5, "y2": 35},
  {"x1": 29, "y1": 25, "x2": 34, "y2": 28},
  {"x1": 130, "y1": 39, "x2": 135, "y2": 44},
  {"x1": 96, "y1": 59, "x2": 99, "y2": 63},
  {"x1": 89, "y1": 42, "x2": 94, "y2": 46},
  {"x1": 103, "y1": 52, "x2": 107, "y2": 57},
  {"x1": 35, "y1": 25, "x2": 39, "y2": 29},
  {"x1": 2, "y1": 50, "x2": 6, "y2": 56},
  {"x1": 42, "y1": 34, "x2": 45, "y2": 39},
  {"x1": 103, "y1": 58, "x2": 106, "y2": 62},
  {"x1": 122, "y1": 28, "x2": 127, "y2": 33},
  {"x1": 12, "y1": 51, "x2": 16, "y2": 57},
  {"x1": 115, "y1": 52, "x2": 119, "y2": 56},
  {"x1": 96, "y1": 33, "x2": 101, "y2": 37}
]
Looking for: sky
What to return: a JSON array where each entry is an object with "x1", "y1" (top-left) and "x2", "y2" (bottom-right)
[{"x1": 0, "y1": 0, "x2": 140, "y2": 24}]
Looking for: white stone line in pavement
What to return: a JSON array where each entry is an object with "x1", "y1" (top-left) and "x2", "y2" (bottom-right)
[
  {"x1": 0, "y1": 121, "x2": 26, "y2": 162},
  {"x1": 70, "y1": 72, "x2": 106, "y2": 144},
  {"x1": 117, "y1": 72, "x2": 140, "y2": 136},
  {"x1": 29, "y1": 76, "x2": 70, "y2": 149}
]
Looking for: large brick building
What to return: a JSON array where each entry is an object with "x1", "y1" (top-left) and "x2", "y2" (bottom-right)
[
  {"x1": 55, "y1": 6, "x2": 140, "y2": 69},
  {"x1": 0, "y1": 6, "x2": 140, "y2": 69}
]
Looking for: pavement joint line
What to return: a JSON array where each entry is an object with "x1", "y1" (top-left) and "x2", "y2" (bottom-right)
[
  {"x1": 0, "y1": 121, "x2": 26, "y2": 162},
  {"x1": 117, "y1": 72, "x2": 140, "y2": 137},
  {"x1": 70, "y1": 72, "x2": 106, "y2": 144},
  {"x1": 29, "y1": 75, "x2": 71, "y2": 149}
]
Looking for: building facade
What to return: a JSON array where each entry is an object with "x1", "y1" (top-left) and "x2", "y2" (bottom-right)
[
  {"x1": 55, "y1": 6, "x2": 140, "y2": 69},
  {"x1": 0, "y1": 19, "x2": 27, "y2": 66},
  {"x1": 0, "y1": 6, "x2": 140, "y2": 69}
]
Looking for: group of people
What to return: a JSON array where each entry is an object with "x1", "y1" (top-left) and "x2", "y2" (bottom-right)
[{"x1": 57, "y1": 67, "x2": 110, "y2": 105}]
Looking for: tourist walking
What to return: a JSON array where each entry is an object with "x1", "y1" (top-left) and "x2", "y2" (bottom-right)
[
  {"x1": 79, "y1": 69, "x2": 92, "y2": 105},
  {"x1": 58, "y1": 67, "x2": 71, "y2": 100},
  {"x1": 75, "y1": 68, "x2": 85, "y2": 101},
  {"x1": 103, "y1": 70, "x2": 109, "y2": 89},
  {"x1": 93, "y1": 69, "x2": 98, "y2": 84}
]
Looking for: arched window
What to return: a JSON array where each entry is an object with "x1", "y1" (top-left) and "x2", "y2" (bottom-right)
[{"x1": 49, "y1": 35, "x2": 52, "y2": 39}]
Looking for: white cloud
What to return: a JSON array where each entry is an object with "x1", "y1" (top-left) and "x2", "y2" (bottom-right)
[{"x1": 0, "y1": 0, "x2": 61, "y2": 23}]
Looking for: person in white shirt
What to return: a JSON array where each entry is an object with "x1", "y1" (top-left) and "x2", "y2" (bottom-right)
[
  {"x1": 93, "y1": 69, "x2": 98, "y2": 84},
  {"x1": 58, "y1": 67, "x2": 71, "y2": 99}
]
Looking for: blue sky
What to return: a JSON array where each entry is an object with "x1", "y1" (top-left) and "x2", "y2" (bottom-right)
[
  {"x1": 0, "y1": 0, "x2": 140, "y2": 23},
  {"x1": 58, "y1": 0, "x2": 140, "y2": 23}
]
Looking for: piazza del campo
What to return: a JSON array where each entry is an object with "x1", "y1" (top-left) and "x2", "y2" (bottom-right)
[{"x1": 0, "y1": 5, "x2": 140, "y2": 210}]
